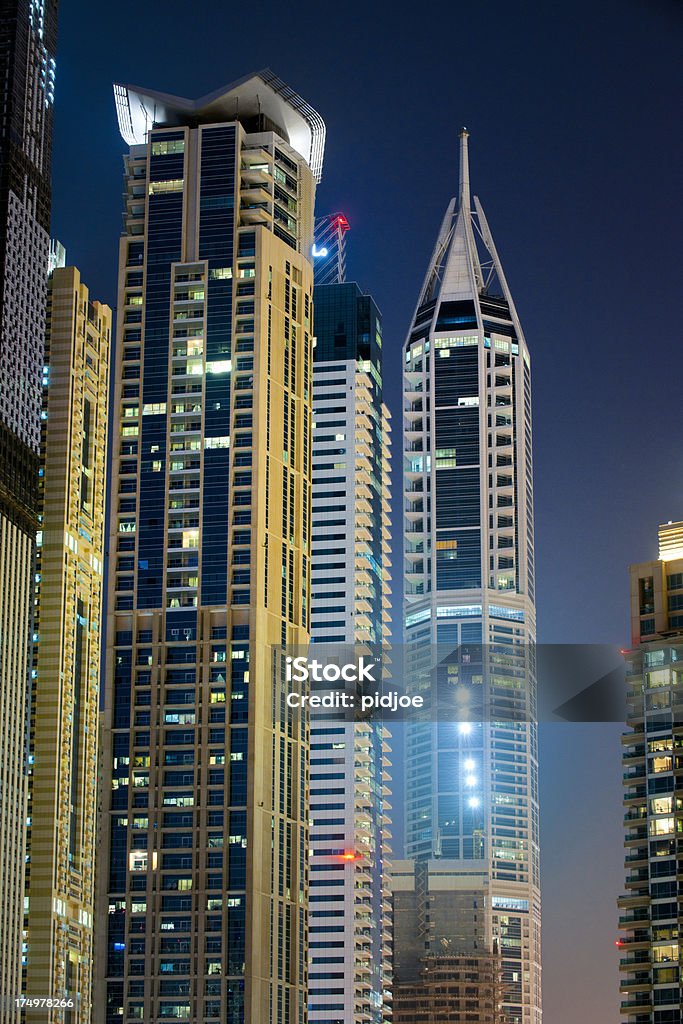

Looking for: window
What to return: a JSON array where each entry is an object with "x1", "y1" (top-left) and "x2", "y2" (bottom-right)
[
  {"x1": 640, "y1": 576, "x2": 655, "y2": 615},
  {"x1": 149, "y1": 179, "x2": 184, "y2": 195},
  {"x1": 152, "y1": 139, "x2": 185, "y2": 156}
]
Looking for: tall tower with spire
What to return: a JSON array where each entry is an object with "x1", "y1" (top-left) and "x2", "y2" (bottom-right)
[{"x1": 400, "y1": 131, "x2": 541, "y2": 1024}]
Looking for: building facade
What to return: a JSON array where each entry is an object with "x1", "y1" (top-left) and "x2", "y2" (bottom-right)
[
  {"x1": 94, "y1": 72, "x2": 323, "y2": 1024},
  {"x1": 401, "y1": 131, "x2": 540, "y2": 1024},
  {"x1": 619, "y1": 521, "x2": 683, "y2": 1024},
  {"x1": 393, "y1": 954, "x2": 503, "y2": 1024},
  {"x1": 24, "y1": 265, "x2": 111, "y2": 1021},
  {"x1": 309, "y1": 281, "x2": 392, "y2": 1023},
  {"x1": 391, "y1": 860, "x2": 505, "y2": 1024},
  {"x1": 0, "y1": 0, "x2": 58, "y2": 1013}
]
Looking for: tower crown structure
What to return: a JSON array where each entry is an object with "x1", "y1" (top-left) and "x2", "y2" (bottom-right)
[
  {"x1": 413, "y1": 129, "x2": 523, "y2": 333},
  {"x1": 114, "y1": 69, "x2": 326, "y2": 181}
]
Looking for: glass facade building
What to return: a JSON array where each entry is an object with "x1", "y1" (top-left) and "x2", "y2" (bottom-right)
[
  {"x1": 309, "y1": 281, "x2": 392, "y2": 1023},
  {"x1": 312, "y1": 213, "x2": 349, "y2": 286},
  {"x1": 619, "y1": 521, "x2": 683, "y2": 1024},
  {"x1": 25, "y1": 265, "x2": 111, "y2": 1022},
  {"x1": 94, "y1": 72, "x2": 323, "y2": 1024},
  {"x1": 0, "y1": 0, "x2": 58, "y2": 1013},
  {"x1": 401, "y1": 131, "x2": 540, "y2": 1024}
]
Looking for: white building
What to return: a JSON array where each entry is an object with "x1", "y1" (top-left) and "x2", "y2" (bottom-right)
[{"x1": 309, "y1": 280, "x2": 393, "y2": 1024}]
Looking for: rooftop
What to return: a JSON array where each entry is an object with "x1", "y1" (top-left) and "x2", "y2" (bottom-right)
[{"x1": 113, "y1": 69, "x2": 325, "y2": 182}]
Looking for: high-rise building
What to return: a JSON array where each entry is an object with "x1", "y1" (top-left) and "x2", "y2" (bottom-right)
[
  {"x1": 391, "y1": 861, "x2": 505, "y2": 1024},
  {"x1": 24, "y1": 263, "x2": 111, "y2": 1021},
  {"x1": 619, "y1": 521, "x2": 683, "y2": 1024},
  {"x1": 0, "y1": 0, "x2": 58, "y2": 1011},
  {"x1": 401, "y1": 131, "x2": 540, "y2": 1024},
  {"x1": 94, "y1": 71, "x2": 323, "y2": 1024},
  {"x1": 309, "y1": 280, "x2": 392, "y2": 1023},
  {"x1": 312, "y1": 213, "x2": 349, "y2": 285}
]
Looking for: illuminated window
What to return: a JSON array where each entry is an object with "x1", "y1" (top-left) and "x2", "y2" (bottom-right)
[
  {"x1": 129, "y1": 851, "x2": 148, "y2": 871},
  {"x1": 653, "y1": 944, "x2": 679, "y2": 963},
  {"x1": 152, "y1": 139, "x2": 185, "y2": 156},
  {"x1": 646, "y1": 669, "x2": 671, "y2": 689},
  {"x1": 435, "y1": 447, "x2": 457, "y2": 469},
  {"x1": 207, "y1": 360, "x2": 231, "y2": 375},
  {"x1": 149, "y1": 179, "x2": 184, "y2": 195},
  {"x1": 649, "y1": 817, "x2": 674, "y2": 836},
  {"x1": 434, "y1": 336, "x2": 478, "y2": 349}
]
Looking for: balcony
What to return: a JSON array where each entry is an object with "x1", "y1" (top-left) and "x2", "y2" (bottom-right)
[
  {"x1": 241, "y1": 184, "x2": 271, "y2": 206},
  {"x1": 240, "y1": 163, "x2": 271, "y2": 187},
  {"x1": 240, "y1": 202, "x2": 272, "y2": 226}
]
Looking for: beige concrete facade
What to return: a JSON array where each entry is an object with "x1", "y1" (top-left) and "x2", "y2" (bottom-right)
[
  {"x1": 0, "y1": 512, "x2": 34, "y2": 1020},
  {"x1": 24, "y1": 267, "x2": 111, "y2": 1020}
]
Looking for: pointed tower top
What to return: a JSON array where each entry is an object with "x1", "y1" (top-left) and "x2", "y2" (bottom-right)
[{"x1": 458, "y1": 127, "x2": 471, "y2": 212}]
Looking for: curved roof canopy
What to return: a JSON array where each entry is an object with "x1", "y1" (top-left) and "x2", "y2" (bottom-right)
[{"x1": 114, "y1": 68, "x2": 325, "y2": 182}]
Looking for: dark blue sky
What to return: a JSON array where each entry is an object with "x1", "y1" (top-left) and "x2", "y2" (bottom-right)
[{"x1": 51, "y1": 0, "x2": 682, "y2": 1019}]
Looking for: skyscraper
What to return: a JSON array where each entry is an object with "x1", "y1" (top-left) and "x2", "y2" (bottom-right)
[
  {"x1": 95, "y1": 71, "x2": 323, "y2": 1024},
  {"x1": 619, "y1": 521, "x2": 683, "y2": 1024},
  {"x1": 25, "y1": 264, "x2": 111, "y2": 1021},
  {"x1": 312, "y1": 213, "x2": 349, "y2": 286},
  {"x1": 0, "y1": 0, "x2": 58, "y2": 1011},
  {"x1": 309, "y1": 280, "x2": 392, "y2": 1023},
  {"x1": 401, "y1": 131, "x2": 540, "y2": 1024}
]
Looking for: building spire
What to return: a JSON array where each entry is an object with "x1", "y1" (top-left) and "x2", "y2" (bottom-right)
[{"x1": 459, "y1": 127, "x2": 471, "y2": 211}]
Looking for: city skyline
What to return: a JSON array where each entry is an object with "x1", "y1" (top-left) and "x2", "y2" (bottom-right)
[{"x1": 0, "y1": 0, "x2": 679, "y2": 1021}]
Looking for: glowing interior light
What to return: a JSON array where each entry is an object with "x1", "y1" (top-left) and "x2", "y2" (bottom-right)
[
  {"x1": 465, "y1": 775, "x2": 477, "y2": 788},
  {"x1": 458, "y1": 722, "x2": 473, "y2": 736},
  {"x1": 468, "y1": 797, "x2": 481, "y2": 809},
  {"x1": 463, "y1": 758, "x2": 475, "y2": 772}
]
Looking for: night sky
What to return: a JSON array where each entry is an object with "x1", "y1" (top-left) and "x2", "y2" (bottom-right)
[{"x1": 51, "y1": 0, "x2": 682, "y2": 1019}]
